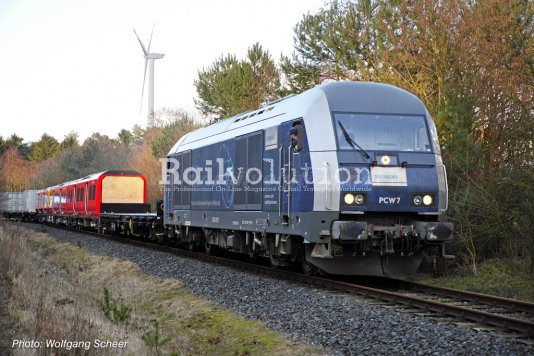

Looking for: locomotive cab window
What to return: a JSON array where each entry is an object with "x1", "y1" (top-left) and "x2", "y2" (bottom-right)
[{"x1": 335, "y1": 113, "x2": 432, "y2": 153}]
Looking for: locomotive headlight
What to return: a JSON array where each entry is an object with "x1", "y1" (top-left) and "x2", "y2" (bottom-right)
[
  {"x1": 355, "y1": 194, "x2": 365, "y2": 205},
  {"x1": 423, "y1": 195, "x2": 433, "y2": 206},
  {"x1": 413, "y1": 195, "x2": 423, "y2": 206},
  {"x1": 344, "y1": 193, "x2": 355, "y2": 205}
]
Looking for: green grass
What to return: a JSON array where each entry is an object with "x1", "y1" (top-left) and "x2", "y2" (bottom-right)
[
  {"x1": 178, "y1": 309, "x2": 297, "y2": 355},
  {"x1": 420, "y1": 258, "x2": 534, "y2": 303}
]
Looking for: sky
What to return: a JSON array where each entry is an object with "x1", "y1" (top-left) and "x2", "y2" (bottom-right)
[{"x1": 0, "y1": 0, "x2": 325, "y2": 143}]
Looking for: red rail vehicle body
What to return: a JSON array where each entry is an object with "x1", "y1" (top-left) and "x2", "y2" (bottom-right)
[{"x1": 36, "y1": 170, "x2": 155, "y2": 233}]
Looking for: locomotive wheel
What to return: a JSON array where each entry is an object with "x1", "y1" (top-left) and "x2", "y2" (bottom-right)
[
  {"x1": 188, "y1": 239, "x2": 196, "y2": 252},
  {"x1": 301, "y1": 258, "x2": 317, "y2": 276},
  {"x1": 269, "y1": 255, "x2": 279, "y2": 270},
  {"x1": 205, "y1": 242, "x2": 216, "y2": 255},
  {"x1": 248, "y1": 250, "x2": 258, "y2": 263}
]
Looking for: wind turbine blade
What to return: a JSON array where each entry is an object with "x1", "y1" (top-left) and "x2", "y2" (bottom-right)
[
  {"x1": 140, "y1": 58, "x2": 148, "y2": 112},
  {"x1": 133, "y1": 29, "x2": 148, "y2": 56},
  {"x1": 147, "y1": 23, "x2": 155, "y2": 54}
]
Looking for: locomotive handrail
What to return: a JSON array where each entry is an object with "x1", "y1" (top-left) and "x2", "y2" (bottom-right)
[
  {"x1": 287, "y1": 145, "x2": 292, "y2": 220},
  {"x1": 278, "y1": 146, "x2": 283, "y2": 219}
]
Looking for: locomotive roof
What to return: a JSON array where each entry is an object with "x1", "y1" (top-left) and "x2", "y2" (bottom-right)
[
  {"x1": 38, "y1": 170, "x2": 142, "y2": 192},
  {"x1": 168, "y1": 81, "x2": 427, "y2": 154}
]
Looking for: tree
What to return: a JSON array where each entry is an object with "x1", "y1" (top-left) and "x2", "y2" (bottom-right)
[
  {"x1": 29, "y1": 134, "x2": 59, "y2": 162},
  {"x1": 117, "y1": 129, "x2": 134, "y2": 147},
  {"x1": 0, "y1": 148, "x2": 33, "y2": 191},
  {"x1": 455, "y1": 0, "x2": 534, "y2": 168},
  {"x1": 194, "y1": 43, "x2": 281, "y2": 121},
  {"x1": 2, "y1": 134, "x2": 30, "y2": 159},
  {"x1": 131, "y1": 124, "x2": 146, "y2": 143},
  {"x1": 58, "y1": 131, "x2": 79, "y2": 151},
  {"x1": 150, "y1": 109, "x2": 201, "y2": 159},
  {"x1": 4, "y1": 134, "x2": 24, "y2": 150},
  {"x1": 281, "y1": 0, "x2": 382, "y2": 93}
]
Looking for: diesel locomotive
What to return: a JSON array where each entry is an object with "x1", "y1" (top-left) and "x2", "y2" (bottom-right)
[{"x1": 163, "y1": 81, "x2": 454, "y2": 276}]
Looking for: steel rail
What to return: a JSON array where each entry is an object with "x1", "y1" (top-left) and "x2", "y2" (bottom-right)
[{"x1": 383, "y1": 278, "x2": 534, "y2": 314}]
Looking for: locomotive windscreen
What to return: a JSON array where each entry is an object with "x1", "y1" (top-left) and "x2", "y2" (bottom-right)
[
  {"x1": 334, "y1": 113, "x2": 432, "y2": 152},
  {"x1": 101, "y1": 176, "x2": 144, "y2": 204}
]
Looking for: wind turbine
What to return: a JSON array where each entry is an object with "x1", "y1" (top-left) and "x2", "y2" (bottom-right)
[{"x1": 134, "y1": 24, "x2": 164, "y2": 126}]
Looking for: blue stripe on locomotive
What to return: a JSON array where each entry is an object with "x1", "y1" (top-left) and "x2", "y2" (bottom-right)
[{"x1": 170, "y1": 121, "x2": 314, "y2": 213}]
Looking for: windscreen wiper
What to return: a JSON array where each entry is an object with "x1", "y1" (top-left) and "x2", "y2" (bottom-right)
[{"x1": 338, "y1": 121, "x2": 370, "y2": 160}]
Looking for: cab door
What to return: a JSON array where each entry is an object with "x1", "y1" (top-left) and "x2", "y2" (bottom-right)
[{"x1": 278, "y1": 119, "x2": 307, "y2": 224}]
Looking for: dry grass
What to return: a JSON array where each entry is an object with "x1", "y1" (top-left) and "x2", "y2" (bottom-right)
[{"x1": 0, "y1": 221, "x2": 324, "y2": 355}]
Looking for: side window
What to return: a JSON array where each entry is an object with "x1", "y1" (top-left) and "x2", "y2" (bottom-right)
[
  {"x1": 172, "y1": 154, "x2": 182, "y2": 208},
  {"x1": 234, "y1": 131, "x2": 263, "y2": 209},
  {"x1": 182, "y1": 151, "x2": 191, "y2": 207},
  {"x1": 247, "y1": 133, "x2": 262, "y2": 206},
  {"x1": 88, "y1": 185, "x2": 96, "y2": 200},
  {"x1": 234, "y1": 137, "x2": 248, "y2": 206},
  {"x1": 172, "y1": 151, "x2": 192, "y2": 209}
]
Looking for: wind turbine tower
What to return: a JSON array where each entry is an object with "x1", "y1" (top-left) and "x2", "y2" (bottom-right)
[{"x1": 134, "y1": 25, "x2": 165, "y2": 126}]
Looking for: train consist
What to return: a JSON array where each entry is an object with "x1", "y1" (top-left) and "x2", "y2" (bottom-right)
[
  {"x1": 1, "y1": 81, "x2": 453, "y2": 276},
  {"x1": 2, "y1": 171, "x2": 157, "y2": 236}
]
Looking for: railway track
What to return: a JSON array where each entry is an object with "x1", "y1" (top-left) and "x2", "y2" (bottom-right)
[{"x1": 27, "y1": 222, "x2": 534, "y2": 339}]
